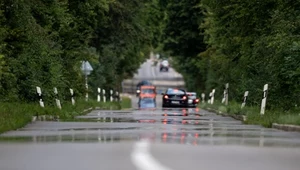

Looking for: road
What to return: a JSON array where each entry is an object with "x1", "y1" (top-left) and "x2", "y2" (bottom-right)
[
  {"x1": 1, "y1": 58, "x2": 300, "y2": 170},
  {"x1": 122, "y1": 58, "x2": 185, "y2": 94}
]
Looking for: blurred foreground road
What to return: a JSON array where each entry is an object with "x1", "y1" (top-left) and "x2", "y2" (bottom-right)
[{"x1": 1, "y1": 59, "x2": 300, "y2": 170}]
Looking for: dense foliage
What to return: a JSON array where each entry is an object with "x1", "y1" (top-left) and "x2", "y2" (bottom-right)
[
  {"x1": 159, "y1": 0, "x2": 300, "y2": 111},
  {"x1": 0, "y1": 0, "x2": 158, "y2": 104}
]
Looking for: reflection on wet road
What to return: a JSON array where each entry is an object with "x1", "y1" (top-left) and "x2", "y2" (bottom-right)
[{"x1": 1, "y1": 108, "x2": 300, "y2": 147}]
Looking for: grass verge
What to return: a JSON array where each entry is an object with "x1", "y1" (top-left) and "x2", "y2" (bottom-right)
[
  {"x1": 120, "y1": 96, "x2": 132, "y2": 110},
  {"x1": 199, "y1": 100, "x2": 300, "y2": 127},
  {"x1": 0, "y1": 99, "x2": 124, "y2": 134}
]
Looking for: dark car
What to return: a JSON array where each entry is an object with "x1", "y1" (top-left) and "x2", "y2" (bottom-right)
[
  {"x1": 162, "y1": 88, "x2": 188, "y2": 108},
  {"x1": 136, "y1": 80, "x2": 152, "y2": 96},
  {"x1": 138, "y1": 97, "x2": 156, "y2": 109},
  {"x1": 186, "y1": 92, "x2": 200, "y2": 108}
]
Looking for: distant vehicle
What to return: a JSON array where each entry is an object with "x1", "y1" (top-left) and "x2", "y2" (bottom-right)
[
  {"x1": 186, "y1": 92, "x2": 200, "y2": 108},
  {"x1": 162, "y1": 88, "x2": 188, "y2": 108},
  {"x1": 159, "y1": 60, "x2": 169, "y2": 72},
  {"x1": 138, "y1": 97, "x2": 156, "y2": 109},
  {"x1": 139, "y1": 85, "x2": 156, "y2": 98},
  {"x1": 136, "y1": 80, "x2": 152, "y2": 96}
]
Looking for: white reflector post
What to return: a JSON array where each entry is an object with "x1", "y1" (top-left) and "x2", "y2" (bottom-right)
[
  {"x1": 103, "y1": 89, "x2": 106, "y2": 103},
  {"x1": 36, "y1": 86, "x2": 42, "y2": 95},
  {"x1": 225, "y1": 83, "x2": 229, "y2": 105},
  {"x1": 70, "y1": 88, "x2": 75, "y2": 105},
  {"x1": 110, "y1": 89, "x2": 113, "y2": 102},
  {"x1": 36, "y1": 86, "x2": 44, "y2": 108},
  {"x1": 208, "y1": 92, "x2": 212, "y2": 104},
  {"x1": 201, "y1": 93, "x2": 205, "y2": 103},
  {"x1": 241, "y1": 91, "x2": 249, "y2": 108},
  {"x1": 222, "y1": 90, "x2": 226, "y2": 103},
  {"x1": 211, "y1": 89, "x2": 215, "y2": 104},
  {"x1": 116, "y1": 91, "x2": 119, "y2": 102},
  {"x1": 56, "y1": 99, "x2": 62, "y2": 109},
  {"x1": 54, "y1": 87, "x2": 58, "y2": 95},
  {"x1": 53, "y1": 87, "x2": 61, "y2": 109},
  {"x1": 97, "y1": 88, "x2": 101, "y2": 102},
  {"x1": 260, "y1": 84, "x2": 268, "y2": 115}
]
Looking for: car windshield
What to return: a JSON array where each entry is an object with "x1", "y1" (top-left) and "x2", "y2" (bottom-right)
[
  {"x1": 187, "y1": 93, "x2": 196, "y2": 96},
  {"x1": 162, "y1": 60, "x2": 168, "y2": 64},
  {"x1": 141, "y1": 89, "x2": 155, "y2": 94},
  {"x1": 137, "y1": 81, "x2": 152, "y2": 87},
  {"x1": 140, "y1": 98, "x2": 156, "y2": 108},
  {"x1": 166, "y1": 89, "x2": 185, "y2": 95},
  {"x1": 187, "y1": 93, "x2": 197, "y2": 99}
]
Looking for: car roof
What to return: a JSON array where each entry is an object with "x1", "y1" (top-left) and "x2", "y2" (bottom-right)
[
  {"x1": 140, "y1": 85, "x2": 155, "y2": 89},
  {"x1": 167, "y1": 88, "x2": 185, "y2": 91},
  {"x1": 137, "y1": 80, "x2": 152, "y2": 86},
  {"x1": 166, "y1": 88, "x2": 186, "y2": 94}
]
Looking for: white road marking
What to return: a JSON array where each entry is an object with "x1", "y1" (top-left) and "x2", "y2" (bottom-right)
[{"x1": 131, "y1": 139, "x2": 173, "y2": 170}]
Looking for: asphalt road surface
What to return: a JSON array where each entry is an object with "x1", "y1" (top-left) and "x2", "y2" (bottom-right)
[{"x1": 1, "y1": 59, "x2": 300, "y2": 170}]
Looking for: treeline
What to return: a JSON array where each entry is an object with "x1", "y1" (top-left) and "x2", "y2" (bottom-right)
[
  {"x1": 0, "y1": 0, "x2": 160, "y2": 104},
  {"x1": 158, "y1": 0, "x2": 300, "y2": 111}
]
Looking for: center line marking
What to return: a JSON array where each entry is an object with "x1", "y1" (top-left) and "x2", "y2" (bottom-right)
[{"x1": 131, "y1": 139, "x2": 173, "y2": 170}]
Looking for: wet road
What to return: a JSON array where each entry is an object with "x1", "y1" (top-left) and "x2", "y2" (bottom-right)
[{"x1": 1, "y1": 59, "x2": 300, "y2": 170}]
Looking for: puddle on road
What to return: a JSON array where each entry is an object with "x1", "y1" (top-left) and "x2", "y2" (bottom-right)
[
  {"x1": 61, "y1": 117, "x2": 238, "y2": 127},
  {"x1": 1, "y1": 131, "x2": 300, "y2": 148}
]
